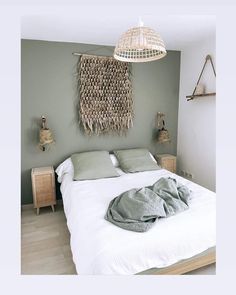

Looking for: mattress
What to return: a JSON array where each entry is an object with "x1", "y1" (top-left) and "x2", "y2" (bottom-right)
[{"x1": 58, "y1": 168, "x2": 216, "y2": 275}]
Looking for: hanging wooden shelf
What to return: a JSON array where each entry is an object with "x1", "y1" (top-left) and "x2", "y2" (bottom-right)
[
  {"x1": 186, "y1": 54, "x2": 216, "y2": 101},
  {"x1": 186, "y1": 92, "x2": 216, "y2": 100}
]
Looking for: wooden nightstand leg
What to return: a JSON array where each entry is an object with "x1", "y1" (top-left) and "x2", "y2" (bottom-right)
[
  {"x1": 51, "y1": 205, "x2": 55, "y2": 212},
  {"x1": 36, "y1": 208, "x2": 40, "y2": 215}
]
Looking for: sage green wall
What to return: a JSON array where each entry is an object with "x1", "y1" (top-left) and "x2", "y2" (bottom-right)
[{"x1": 21, "y1": 39, "x2": 180, "y2": 204}]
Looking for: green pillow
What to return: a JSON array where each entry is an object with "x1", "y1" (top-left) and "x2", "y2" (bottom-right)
[
  {"x1": 114, "y1": 148, "x2": 160, "y2": 173},
  {"x1": 71, "y1": 151, "x2": 119, "y2": 181}
]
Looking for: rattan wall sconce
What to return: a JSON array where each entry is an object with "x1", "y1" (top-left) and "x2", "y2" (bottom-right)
[
  {"x1": 38, "y1": 116, "x2": 55, "y2": 151},
  {"x1": 156, "y1": 112, "x2": 170, "y2": 143}
]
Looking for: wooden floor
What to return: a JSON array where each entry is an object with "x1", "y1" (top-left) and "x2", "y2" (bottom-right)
[
  {"x1": 21, "y1": 203, "x2": 215, "y2": 275},
  {"x1": 21, "y1": 203, "x2": 76, "y2": 275}
]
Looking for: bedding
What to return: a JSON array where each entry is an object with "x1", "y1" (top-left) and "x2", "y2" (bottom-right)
[
  {"x1": 71, "y1": 151, "x2": 119, "y2": 180},
  {"x1": 114, "y1": 148, "x2": 160, "y2": 172},
  {"x1": 56, "y1": 157, "x2": 124, "y2": 182},
  {"x1": 109, "y1": 154, "x2": 119, "y2": 167},
  {"x1": 56, "y1": 157, "x2": 73, "y2": 183},
  {"x1": 57, "y1": 166, "x2": 216, "y2": 275},
  {"x1": 56, "y1": 152, "x2": 155, "y2": 181},
  {"x1": 105, "y1": 177, "x2": 190, "y2": 232}
]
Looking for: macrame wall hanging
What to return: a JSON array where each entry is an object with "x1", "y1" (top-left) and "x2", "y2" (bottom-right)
[{"x1": 77, "y1": 54, "x2": 133, "y2": 135}]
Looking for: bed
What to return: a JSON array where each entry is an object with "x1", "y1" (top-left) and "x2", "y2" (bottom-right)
[{"x1": 56, "y1": 156, "x2": 216, "y2": 275}]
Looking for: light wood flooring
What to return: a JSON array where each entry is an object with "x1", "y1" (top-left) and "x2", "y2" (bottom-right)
[
  {"x1": 21, "y1": 203, "x2": 215, "y2": 275},
  {"x1": 21, "y1": 203, "x2": 76, "y2": 275}
]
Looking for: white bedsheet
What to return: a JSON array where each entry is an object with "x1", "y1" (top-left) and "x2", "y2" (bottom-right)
[{"x1": 59, "y1": 168, "x2": 216, "y2": 275}]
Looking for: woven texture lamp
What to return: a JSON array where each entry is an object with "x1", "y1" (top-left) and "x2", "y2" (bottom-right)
[
  {"x1": 39, "y1": 116, "x2": 55, "y2": 151},
  {"x1": 156, "y1": 112, "x2": 170, "y2": 143},
  {"x1": 114, "y1": 22, "x2": 167, "y2": 63}
]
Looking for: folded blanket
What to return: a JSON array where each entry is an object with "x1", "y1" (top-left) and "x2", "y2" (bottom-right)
[{"x1": 105, "y1": 177, "x2": 191, "y2": 232}]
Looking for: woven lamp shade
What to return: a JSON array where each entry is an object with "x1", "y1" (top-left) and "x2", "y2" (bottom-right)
[
  {"x1": 39, "y1": 129, "x2": 54, "y2": 146},
  {"x1": 157, "y1": 129, "x2": 170, "y2": 143},
  {"x1": 114, "y1": 26, "x2": 167, "y2": 63},
  {"x1": 38, "y1": 116, "x2": 55, "y2": 151}
]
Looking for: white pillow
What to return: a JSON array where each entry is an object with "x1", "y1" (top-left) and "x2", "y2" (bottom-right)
[
  {"x1": 110, "y1": 153, "x2": 119, "y2": 167},
  {"x1": 55, "y1": 157, "x2": 73, "y2": 183},
  {"x1": 149, "y1": 152, "x2": 157, "y2": 163}
]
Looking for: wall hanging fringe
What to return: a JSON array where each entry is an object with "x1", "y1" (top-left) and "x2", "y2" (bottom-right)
[{"x1": 77, "y1": 54, "x2": 133, "y2": 135}]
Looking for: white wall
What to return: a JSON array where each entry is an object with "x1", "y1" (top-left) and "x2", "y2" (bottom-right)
[{"x1": 177, "y1": 35, "x2": 216, "y2": 191}]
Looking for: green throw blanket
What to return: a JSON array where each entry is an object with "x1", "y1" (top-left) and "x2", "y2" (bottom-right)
[{"x1": 105, "y1": 177, "x2": 191, "y2": 232}]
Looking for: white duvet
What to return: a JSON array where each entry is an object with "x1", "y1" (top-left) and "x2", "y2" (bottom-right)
[{"x1": 58, "y1": 166, "x2": 216, "y2": 275}]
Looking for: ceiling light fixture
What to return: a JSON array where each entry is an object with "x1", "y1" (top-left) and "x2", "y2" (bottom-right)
[{"x1": 114, "y1": 19, "x2": 167, "y2": 63}]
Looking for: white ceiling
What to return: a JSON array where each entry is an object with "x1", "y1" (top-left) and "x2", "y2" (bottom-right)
[{"x1": 21, "y1": 13, "x2": 215, "y2": 50}]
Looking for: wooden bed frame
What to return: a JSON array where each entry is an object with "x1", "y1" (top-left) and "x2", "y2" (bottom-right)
[{"x1": 137, "y1": 247, "x2": 216, "y2": 275}]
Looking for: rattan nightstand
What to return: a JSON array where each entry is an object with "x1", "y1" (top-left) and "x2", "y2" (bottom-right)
[
  {"x1": 31, "y1": 166, "x2": 56, "y2": 215},
  {"x1": 155, "y1": 154, "x2": 176, "y2": 173}
]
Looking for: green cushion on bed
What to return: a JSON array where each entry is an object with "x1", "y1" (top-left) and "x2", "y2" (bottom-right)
[
  {"x1": 113, "y1": 148, "x2": 160, "y2": 173},
  {"x1": 71, "y1": 151, "x2": 119, "y2": 181}
]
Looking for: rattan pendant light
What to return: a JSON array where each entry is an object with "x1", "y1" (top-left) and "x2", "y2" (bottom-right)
[{"x1": 114, "y1": 20, "x2": 167, "y2": 63}]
